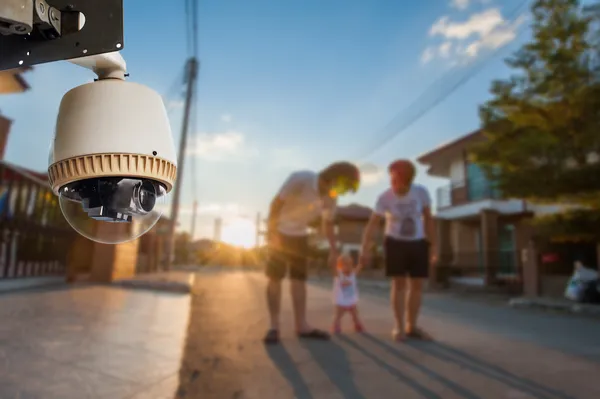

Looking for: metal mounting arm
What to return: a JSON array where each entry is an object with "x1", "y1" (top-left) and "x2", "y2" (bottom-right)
[
  {"x1": 68, "y1": 51, "x2": 127, "y2": 81},
  {"x1": 0, "y1": 0, "x2": 124, "y2": 72}
]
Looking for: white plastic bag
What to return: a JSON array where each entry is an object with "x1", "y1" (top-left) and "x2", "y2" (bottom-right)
[{"x1": 565, "y1": 261, "x2": 599, "y2": 301}]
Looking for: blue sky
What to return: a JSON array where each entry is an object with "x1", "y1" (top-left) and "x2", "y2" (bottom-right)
[{"x1": 0, "y1": 0, "x2": 532, "y2": 246}]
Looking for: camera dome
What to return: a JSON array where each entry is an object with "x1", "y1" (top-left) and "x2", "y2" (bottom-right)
[
  {"x1": 47, "y1": 79, "x2": 178, "y2": 244},
  {"x1": 58, "y1": 177, "x2": 169, "y2": 244}
]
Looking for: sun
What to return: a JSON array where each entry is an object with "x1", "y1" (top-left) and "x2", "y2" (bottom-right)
[{"x1": 221, "y1": 217, "x2": 256, "y2": 249}]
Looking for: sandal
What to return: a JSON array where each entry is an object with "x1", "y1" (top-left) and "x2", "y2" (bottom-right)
[
  {"x1": 263, "y1": 329, "x2": 280, "y2": 345},
  {"x1": 406, "y1": 327, "x2": 433, "y2": 341},
  {"x1": 392, "y1": 329, "x2": 406, "y2": 342},
  {"x1": 298, "y1": 329, "x2": 330, "y2": 340}
]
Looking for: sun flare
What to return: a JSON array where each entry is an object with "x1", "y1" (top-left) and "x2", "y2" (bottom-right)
[{"x1": 221, "y1": 217, "x2": 256, "y2": 249}]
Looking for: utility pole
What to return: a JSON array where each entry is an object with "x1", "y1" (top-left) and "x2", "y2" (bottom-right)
[
  {"x1": 214, "y1": 217, "x2": 222, "y2": 242},
  {"x1": 190, "y1": 200, "x2": 198, "y2": 239},
  {"x1": 164, "y1": 57, "x2": 198, "y2": 270}
]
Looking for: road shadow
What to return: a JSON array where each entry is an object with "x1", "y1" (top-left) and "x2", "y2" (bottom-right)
[
  {"x1": 0, "y1": 282, "x2": 101, "y2": 297},
  {"x1": 400, "y1": 338, "x2": 576, "y2": 399},
  {"x1": 359, "y1": 333, "x2": 480, "y2": 399},
  {"x1": 337, "y1": 335, "x2": 442, "y2": 399},
  {"x1": 299, "y1": 339, "x2": 367, "y2": 399},
  {"x1": 266, "y1": 344, "x2": 314, "y2": 399}
]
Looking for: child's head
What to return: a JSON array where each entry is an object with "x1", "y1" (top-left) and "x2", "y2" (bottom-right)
[{"x1": 337, "y1": 253, "x2": 354, "y2": 273}]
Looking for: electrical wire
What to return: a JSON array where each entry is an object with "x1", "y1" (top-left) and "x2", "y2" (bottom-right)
[
  {"x1": 191, "y1": 0, "x2": 199, "y2": 58},
  {"x1": 188, "y1": 85, "x2": 199, "y2": 204},
  {"x1": 354, "y1": 0, "x2": 531, "y2": 161}
]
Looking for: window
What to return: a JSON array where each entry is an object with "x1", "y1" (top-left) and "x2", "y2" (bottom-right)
[{"x1": 466, "y1": 163, "x2": 501, "y2": 201}]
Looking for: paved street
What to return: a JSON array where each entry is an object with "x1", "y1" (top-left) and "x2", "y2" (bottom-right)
[{"x1": 1, "y1": 268, "x2": 600, "y2": 398}]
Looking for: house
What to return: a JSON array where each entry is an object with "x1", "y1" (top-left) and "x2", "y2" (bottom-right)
[
  {"x1": 417, "y1": 129, "x2": 597, "y2": 296},
  {"x1": 310, "y1": 203, "x2": 384, "y2": 267},
  {"x1": 0, "y1": 67, "x2": 31, "y2": 95}
]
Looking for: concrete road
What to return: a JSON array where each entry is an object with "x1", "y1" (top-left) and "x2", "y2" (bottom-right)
[
  {"x1": 176, "y1": 268, "x2": 600, "y2": 399},
  {"x1": 1, "y1": 267, "x2": 600, "y2": 399}
]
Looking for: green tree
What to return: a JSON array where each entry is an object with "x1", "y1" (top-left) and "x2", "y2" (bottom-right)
[
  {"x1": 472, "y1": 0, "x2": 600, "y2": 241},
  {"x1": 174, "y1": 232, "x2": 192, "y2": 265}
]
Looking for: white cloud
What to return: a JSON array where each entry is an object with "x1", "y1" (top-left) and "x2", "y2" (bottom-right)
[
  {"x1": 187, "y1": 131, "x2": 258, "y2": 161},
  {"x1": 165, "y1": 99, "x2": 184, "y2": 111},
  {"x1": 421, "y1": 47, "x2": 436, "y2": 64},
  {"x1": 450, "y1": 0, "x2": 491, "y2": 10},
  {"x1": 155, "y1": 202, "x2": 244, "y2": 217},
  {"x1": 359, "y1": 163, "x2": 385, "y2": 186},
  {"x1": 220, "y1": 113, "x2": 233, "y2": 123},
  {"x1": 424, "y1": 8, "x2": 527, "y2": 64},
  {"x1": 438, "y1": 41, "x2": 453, "y2": 58},
  {"x1": 197, "y1": 203, "x2": 243, "y2": 215},
  {"x1": 270, "y1": 147, "x2": 307, "y2": 170},
  {"x1": 451, "y1": 0, "x2": 471, "y2": 10}
]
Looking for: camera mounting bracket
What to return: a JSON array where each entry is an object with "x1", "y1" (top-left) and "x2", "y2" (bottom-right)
[
  {"x1": 0, "y1": 0, "x2": 124, "y2": 71},
  {"x1": 69, "y1": 51, "x2": 127, "y2": 81}
]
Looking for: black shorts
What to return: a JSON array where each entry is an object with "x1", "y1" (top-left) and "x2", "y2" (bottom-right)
[
  {"x1": 384, "y1": 236, "x2": 430, "y2": 278},
  {"x1": 266, "y1": 233, "x2": 309, "y2": 281}
]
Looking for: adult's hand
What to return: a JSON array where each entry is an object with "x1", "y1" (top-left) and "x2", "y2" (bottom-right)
[
  {"x1": 328, "y1": 248, "x2": 339, "y2": 269},
  {"x1": 359, "y1": 251, "x2": 371, "y2": 268},
  {"x1": 430, "y1": 251, "x2": 438, "y2": 265},
  {"x1": 267, "y1": 231, "x2": 281, "y2": 249}
]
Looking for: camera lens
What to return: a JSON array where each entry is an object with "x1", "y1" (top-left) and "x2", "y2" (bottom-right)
[
  {"x1": 134, "y1": 180, "x2": 157, "y2": 214},
  {"x1": 58, "y1": 177, "x2": 169, "y2": 244}
]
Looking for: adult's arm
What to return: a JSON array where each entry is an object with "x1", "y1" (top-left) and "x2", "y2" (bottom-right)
[
  {"x1": 360, "y1": 212, "x2": 383, "y2": 255},
  {"x1": 267, "y1": 197, "x2": 284, "y2": 239},
  {"x1": 267, "y1": 173, "x2": 299, "y2": 238},
  {"x1": 421, "y1": 187, "x2": 436, "y2": 259}
]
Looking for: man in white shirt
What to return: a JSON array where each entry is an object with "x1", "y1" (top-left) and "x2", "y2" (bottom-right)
[
  {"x1": 264, "y1": 162, "x2": 361, "y2": 344},
  {"x1": 360, "y1": 159, "x2": 435, "y2": 341}
]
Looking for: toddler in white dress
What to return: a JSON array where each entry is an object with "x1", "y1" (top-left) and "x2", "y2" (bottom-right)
[{"x1": 331, "y1": 253, "x2": 364, "y2": 333}]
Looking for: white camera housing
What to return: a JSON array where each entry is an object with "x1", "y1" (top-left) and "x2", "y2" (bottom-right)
[{"x1": 47, "y1": 52, "x2": 177, "y2": 244}]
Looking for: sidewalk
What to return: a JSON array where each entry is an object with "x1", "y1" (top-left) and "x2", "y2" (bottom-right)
[
  {"x1": 312, "y1": 273, "x2": 600, "y2": 318},
  {"x1": 113, "y1": 271, "x2": 196, "y2": 294},
  {"x1": 509, "y1": 296, "x2": 600, "y2": 317}
]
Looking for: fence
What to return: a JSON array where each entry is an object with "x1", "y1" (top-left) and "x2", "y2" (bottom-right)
[
  {"x1": 435, "y1": 250, "x2": 523, "y2": 293},
  {"x1": 0, "y1": 161, "x2": 76, "y2": 279},
  {"x1": 436, "y1": 177, "x2": 503, "y2": 210}
]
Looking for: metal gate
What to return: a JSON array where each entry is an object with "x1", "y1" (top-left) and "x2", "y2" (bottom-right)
[{"x1": 0, "y1": 161, "x2": 76, "y2": 279}]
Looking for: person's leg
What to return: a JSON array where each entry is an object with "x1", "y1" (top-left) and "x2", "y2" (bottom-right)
[
  {"x1": 405, "y1": 277, "x2": 425, "y2": 333},
  {"x1": 264, "y1": 243, "x2": 287, "y2": 343},
  {"x1": 349, "y1": 306, "x2": 364, "y2": 332},
  {"x1": 290, "y1": 275, "x2": 309, "y2": 332},
  {"x1": 289, "y1": 236, "x2": 329, "y2": 339},
  {"x1": 287, "y1": 235, "x2": 310, "y2": 332},
  {"x1": 391, "y1": 277, "x2": 407, "y2": 338},
  {"x1": 385, "y1": 237, "x2": 409, "y2": 341},
  {"x1": 267, "y1": 277, "x2": 283, "y2": 330},
  {"x1": 405, "y1": 240, "x2": 432, "y2": 339},
  {"x1": 332, "y1": 306, "x2": 344, "y2": 333}
]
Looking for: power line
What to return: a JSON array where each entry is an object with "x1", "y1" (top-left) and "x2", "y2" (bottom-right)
[
  {"x1": 191, "y1": 0, "x2": 199, "y2": 57},
  {"x1": 185, "y1": 0, "x2": 193, "y2": 56},
  {"x1": 189, "y1": 83, "x2": 199, "y2": 203},
  {"x1": 354, "y1": 0, "x2": 531, "y2": 161},
  {"x1": 184, "y1": 0, "x2": 199, "y2": 58}
]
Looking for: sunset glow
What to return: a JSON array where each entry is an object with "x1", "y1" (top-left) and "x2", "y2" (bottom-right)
[{"x1": 221, "y1": 217, "x2": 256, "y2": 248}]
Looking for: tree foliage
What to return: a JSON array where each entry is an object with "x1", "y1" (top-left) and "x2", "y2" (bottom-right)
[{"x1": 472, "y1": 0, "x2": 600, "y2": 241}]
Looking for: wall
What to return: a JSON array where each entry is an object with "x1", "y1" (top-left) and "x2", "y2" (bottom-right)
[
  {"x1": 88, "y1": 223, "x2": 140, "y2": 282},
  {"x1": 450, "y1": 221, "x2": 481, "y2": 273},
  {"x1": 337, "y1": 219, "x2": 366, "y2": 245},
  {"x1": 0, "y1": 115, "x2": 11, "y2": 160},
  {"x1": 449, "y1": 157, "x2": 465, "y2": 185}
]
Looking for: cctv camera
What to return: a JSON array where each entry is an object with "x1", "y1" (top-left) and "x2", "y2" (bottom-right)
[{"x1": 47, "y1": 54, "x2": 177, "y2": 244}]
